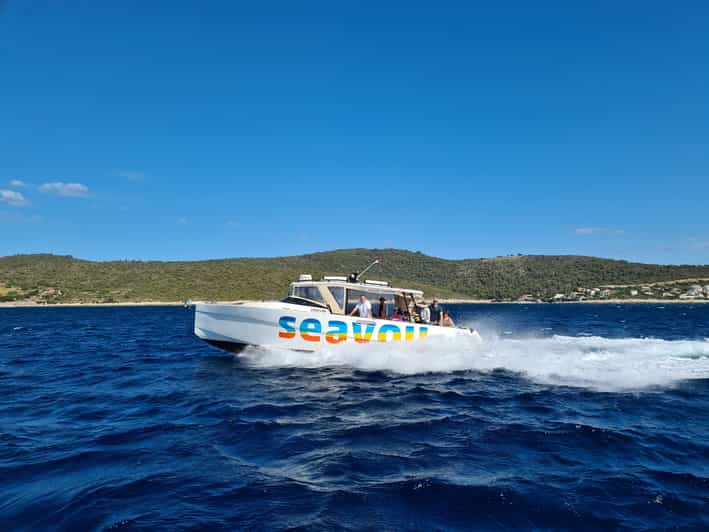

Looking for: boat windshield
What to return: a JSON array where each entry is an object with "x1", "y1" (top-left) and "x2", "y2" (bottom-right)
[
  {"x1": 289, "y1": 286, "x2": 327, "y2": 305},
  {"x1": 280, "y1": 296, "x2": 330, "y2": 310}
]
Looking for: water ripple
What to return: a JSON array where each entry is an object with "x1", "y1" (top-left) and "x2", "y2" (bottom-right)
[{"x1": 1, "y1": 304, "x2": 708, "y2": 529}]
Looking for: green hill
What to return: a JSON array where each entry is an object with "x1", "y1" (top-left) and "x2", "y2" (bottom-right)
[{"x1": 2, "y1": 249, "x2": 709, "y2": 304}]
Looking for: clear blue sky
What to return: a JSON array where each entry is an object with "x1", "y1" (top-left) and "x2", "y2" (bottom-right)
[{"x1": 1, "y1": 1, "x2": 708, "y2": 263}]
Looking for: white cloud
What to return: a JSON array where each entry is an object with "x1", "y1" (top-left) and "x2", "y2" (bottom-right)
[
  {"x1": 38, "y1": 182, "x2": 90, "y2": 197},
  {"x1": 0, "y1": 189, "x2": 29, "y2": 207},
  {"x1": 575, "y1": 227, "x2": 625, "y2": 236},
  {"x1": 9, "y1": 179, "x2": 27, "y2": 187}
]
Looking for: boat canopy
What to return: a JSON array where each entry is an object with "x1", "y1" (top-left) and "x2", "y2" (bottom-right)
[{"x1": 288, "y1": 276, "x2": 424, "y2": 317}]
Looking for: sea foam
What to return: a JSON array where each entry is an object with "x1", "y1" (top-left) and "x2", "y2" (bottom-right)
[{"x1": 239, "y1": 330, "x2": 709, "y2": 392}]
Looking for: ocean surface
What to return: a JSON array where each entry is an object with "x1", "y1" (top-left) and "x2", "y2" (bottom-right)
[{"x1": 1, "y1": 304, "x2": 709, "y2": 530}]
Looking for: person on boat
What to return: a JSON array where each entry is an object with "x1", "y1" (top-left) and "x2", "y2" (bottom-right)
[
  {"x1": 376, "y1": 296, "x2": 387, "y2": 319},
  {"x1": 419, "y1": 301, "x2": 431, "y2": 324},
  {"x1": 429, "y1": 300, "x2": 441, "y2": 324},
  {"x1": 390, "y1": 307, "x2": 404, "y2": 321},
  {"x1": 350, "y1": 294, "x2": 372, "y2": 318},
  {"x1": 439, "y1": 310, "x2": 455, "y2": 327}
]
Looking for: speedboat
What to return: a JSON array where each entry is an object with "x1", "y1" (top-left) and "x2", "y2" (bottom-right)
[{"x1": 194, "y1": 261, "x2": 480, "y2": 353}]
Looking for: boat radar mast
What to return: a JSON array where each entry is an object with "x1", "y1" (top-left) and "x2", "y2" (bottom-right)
[{"x1": 348, "y1": 258, "x2": 383, "y2": 283}]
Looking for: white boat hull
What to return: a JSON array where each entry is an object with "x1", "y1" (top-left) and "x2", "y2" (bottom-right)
[{"x1": 194, "y1": 302, "x2": 476, "y2": 352}]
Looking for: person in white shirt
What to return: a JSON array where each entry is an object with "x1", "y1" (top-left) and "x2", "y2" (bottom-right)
[
  {"x1": 419, "y1": 301, "x2": 431, "y2": 323},
  {"x1": 350, "y1": 295, "x2": 372, "y2": 318}
]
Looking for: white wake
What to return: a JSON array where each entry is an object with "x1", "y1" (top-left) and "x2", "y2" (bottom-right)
[{"x1": 239, "y1": 332, "x2": 709, "y2": 391}]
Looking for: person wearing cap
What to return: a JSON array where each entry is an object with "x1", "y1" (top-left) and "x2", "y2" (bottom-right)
[
  {"x1": 376, "y1": 296, "x2": 387, "y2": 319},
  {"x1": 429, "y1": 300, "x2": 441, "y2": 324},
  {"x1": 419, "y1": 301, "x2": 431, "y2": 323}
]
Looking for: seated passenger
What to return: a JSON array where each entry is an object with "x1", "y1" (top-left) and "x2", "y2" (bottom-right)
[
  {"x1": 439, "y1": 310, "x2": 455, "y2": 327},
  {"x1": 390, "y1": 307, "x2": 404, "y2": 321}
]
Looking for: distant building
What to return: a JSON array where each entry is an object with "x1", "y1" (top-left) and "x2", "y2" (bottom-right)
[
  {"x1": 686, "y1": 286, "x2": 703, "y2": 297},
  {"x1": 630, "y1": 289, "x2": 638, "y2": 296}
]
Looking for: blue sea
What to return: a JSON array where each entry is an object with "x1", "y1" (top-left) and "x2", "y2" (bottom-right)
[{"x1": 2, "y1": 304, "x2": 709, "y2": 530}]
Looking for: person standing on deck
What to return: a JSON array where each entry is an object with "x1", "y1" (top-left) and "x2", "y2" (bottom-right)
[
  {"x1": 350, "y1": 295, "x2": 372, "y2": 318},
  {"x1": 376, "y1": 297, "x2": 386, "y2": 319},
  {"x1": 419, "y1": 301, "x2": 431, "y2": 324},
  {"x1": 429, "y1": 300, "x2": 441, "y2": 324}
]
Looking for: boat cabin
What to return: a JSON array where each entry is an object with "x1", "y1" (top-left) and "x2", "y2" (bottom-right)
[{"x1": 284, "y1": 274, "x2": 425, "y2": 321}]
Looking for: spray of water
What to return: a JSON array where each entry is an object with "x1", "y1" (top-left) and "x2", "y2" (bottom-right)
[{"x1": 238, "y1": 328, "x2": 709, "y2": 391}]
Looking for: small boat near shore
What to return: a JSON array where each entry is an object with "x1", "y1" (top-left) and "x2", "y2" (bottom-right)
[{"x1": 194, "y1": 261, "x2": 480, "y2": 353}]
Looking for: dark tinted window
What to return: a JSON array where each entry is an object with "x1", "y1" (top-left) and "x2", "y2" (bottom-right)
[{"x1": 292, "y1": 286, "x2": 325, "y2": 304}]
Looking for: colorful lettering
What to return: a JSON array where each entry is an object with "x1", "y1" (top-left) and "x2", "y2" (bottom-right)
[
  {"x1": 278, "y1": 316, "x2": 296, "y2": 338},
  {"x1": 326, "y1": 320, "x2": 348, "y2": 344},
  {"x1": 300, "y1": 318, "x2": 322, "y2": 342},
  {"x1": 353, "y1": 322, "x2": 375, "y2": 343},
  {"x1": 278, "y1": 316, "x2": 433, "y2": 344},
  {"x1": 377, "y1": 324, "x2": 402, "y2": 342}
]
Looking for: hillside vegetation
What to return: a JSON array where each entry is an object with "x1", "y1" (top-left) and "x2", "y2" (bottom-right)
[{"x1": 2, "y1": 249, "x2": 709, "y2": 304}]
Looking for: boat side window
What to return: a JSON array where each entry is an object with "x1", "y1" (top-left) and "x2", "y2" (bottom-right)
[
  {"x1": 328, "y1": 286, "x2": 345, "y2": 311},
  {"x1": 346, "y1": 289, "x2": 394, "y2": 316},
  {"x1": 291, "y1": 286, "x2": 326, "y2": 304}
]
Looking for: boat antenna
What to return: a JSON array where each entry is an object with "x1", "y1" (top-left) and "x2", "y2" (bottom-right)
[{"x1": 350, "y1": 258, "x2": 383, "y2": 282}]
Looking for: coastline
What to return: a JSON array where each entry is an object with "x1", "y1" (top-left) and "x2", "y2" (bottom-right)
[
  {"x1": 0, "y1": 301, "x2": 188, "y2": 308},
  {"x1": 438, "y1": 298, "x2": 709, "y2": 304},
  {"x1": 2, "y1": 298, "x2": 709, "y2": 308}
]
